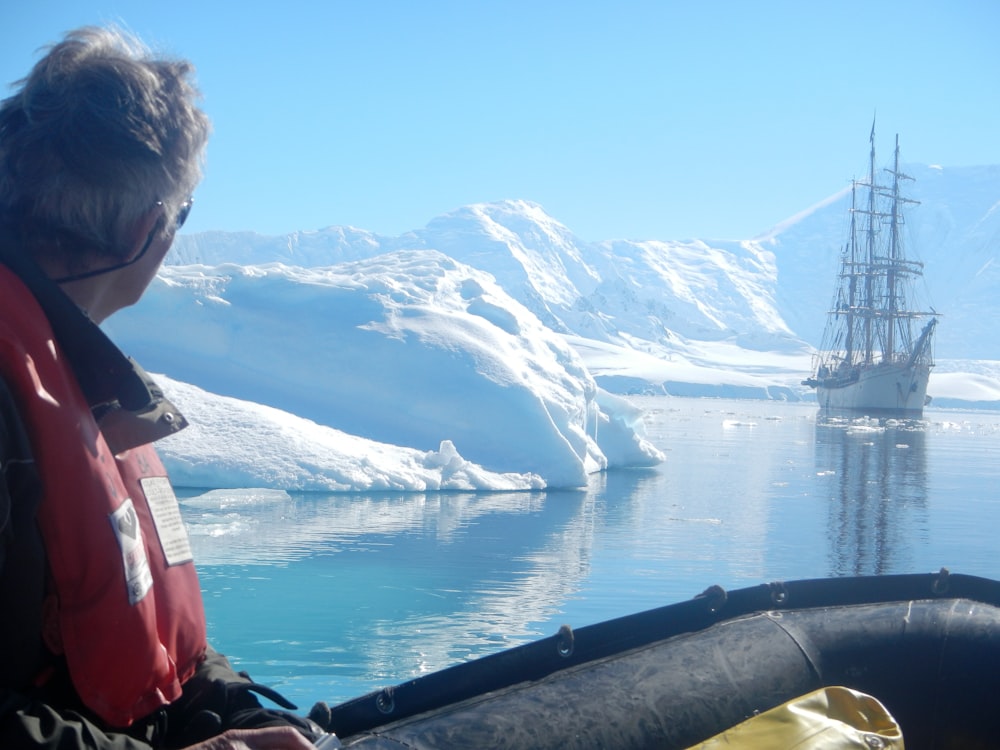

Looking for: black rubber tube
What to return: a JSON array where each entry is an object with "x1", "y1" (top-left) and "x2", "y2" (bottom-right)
[{"x1": 330, "y1": 573, "x2": 1000, "y2": 749}]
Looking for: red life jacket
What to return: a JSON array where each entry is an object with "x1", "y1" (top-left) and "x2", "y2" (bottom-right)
[{"x1": 0, "y1": 265, "x2": 207, "y2": 727}]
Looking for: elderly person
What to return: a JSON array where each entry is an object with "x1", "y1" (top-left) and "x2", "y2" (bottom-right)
[{"x1": 0, "y1": 26, "x2": 327, "y2": 750}]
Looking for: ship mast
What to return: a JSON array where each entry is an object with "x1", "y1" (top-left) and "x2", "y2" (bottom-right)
[
  {"x1": 863, "y1": 126, "x2": 877, "y2": 364},
  {"x1": 884, "y1": 134, "x2": 918, "y2": 360},
  {"x1": 855, "y1": 129, "x2": 920, "y2": 365},
  {"x1": 845, "y1": 182, "x2": 858, "y2": 362},
  {"x1": 887, "y1": 136, "x2": 901, "y2": 357}
]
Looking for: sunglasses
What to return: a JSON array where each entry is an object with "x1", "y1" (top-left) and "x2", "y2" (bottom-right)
[
  {"x1": 174, "y1": 198, "x2": 193, "y2": 232},
  {"x1": 52, "y1": 197, "x2": 194, "y2": 284}
]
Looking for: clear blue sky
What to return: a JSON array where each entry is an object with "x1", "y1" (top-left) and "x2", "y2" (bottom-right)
[{"x1": 3, "y1": 1, "x2": 998, "y2": 242}]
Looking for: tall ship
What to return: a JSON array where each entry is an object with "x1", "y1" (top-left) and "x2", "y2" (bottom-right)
[{"x1": 803, "y1": 130, "x2": 937, "y2": 414}]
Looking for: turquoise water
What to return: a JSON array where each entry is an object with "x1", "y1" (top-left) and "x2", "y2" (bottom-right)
[{"x1": 180, "y1": 396, "x2": 1000, "y2": 710}]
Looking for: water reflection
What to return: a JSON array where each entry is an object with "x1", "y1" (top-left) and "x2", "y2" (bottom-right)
[
  {"x1": 814, "y1": 412, "x2": 928, "y2": 576},
  {"x1": 181, "y1": 488, "x2": 602, "y2": 701}
]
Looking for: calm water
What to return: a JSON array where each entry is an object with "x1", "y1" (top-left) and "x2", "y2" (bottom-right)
[{"x1": 180, "y1": 396, "x2": 1000, "y2": 710}]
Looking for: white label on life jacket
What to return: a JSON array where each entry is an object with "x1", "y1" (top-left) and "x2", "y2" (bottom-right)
[
  {"x1": 141, "y1": 476, "x2": 194, "y2": 567},
  {"x1": 109, "y1": 498, "x2": 154, "y2": 605}
]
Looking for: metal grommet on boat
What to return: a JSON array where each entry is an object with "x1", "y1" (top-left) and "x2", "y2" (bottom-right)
[
  {"x1": 697, "y1": 584, "x2": 727, "y2": 613},
  {"x1": 375, "y1": 687, "x2": 395, "y2": 715},
  {"x1": 862, "y1": 733, "x2": 886, "y2": 749},
  {"x1": 932, "y1": 567, "x2": 951, "y2": 595},
  {"x1": 556, "y1": 624, "x2": 574, "y2": 658},
  {"x1": 769, "y1": 581, "x2": 789, "y2": 606}
]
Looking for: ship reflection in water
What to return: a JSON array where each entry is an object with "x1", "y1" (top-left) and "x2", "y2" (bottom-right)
[{"x1": 815, "y1": 411, "x2": 928, "y2": 577}]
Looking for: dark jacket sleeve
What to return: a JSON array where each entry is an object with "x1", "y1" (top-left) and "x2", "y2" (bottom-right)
[
  {"x1": 0, "y1": 647, "x2": 321, "y2": 749},
  {"x1": 0, "y1": 698, "x2": 157, "y2": 750},
  {"x1": 163, "y1": 647, "x2": 324, "y2": 745}
]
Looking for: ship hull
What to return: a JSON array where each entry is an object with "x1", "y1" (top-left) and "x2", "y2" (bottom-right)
[{"x1": 815, "y1": 360, "x2": 931, "y2": 414}]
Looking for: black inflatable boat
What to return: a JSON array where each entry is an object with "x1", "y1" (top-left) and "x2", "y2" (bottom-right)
[{"x1": 326, "y1": 569, "x2": 1000, "y2": 749}]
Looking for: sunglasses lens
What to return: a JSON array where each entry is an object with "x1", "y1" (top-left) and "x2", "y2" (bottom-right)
[{"x1": 176, "y1": 199, "x2": 193, "y2": 230}]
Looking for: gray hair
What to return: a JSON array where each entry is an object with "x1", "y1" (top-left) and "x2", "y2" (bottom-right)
[{"x1": 0, "y1": 25, "x2": 210, "y2": 259}]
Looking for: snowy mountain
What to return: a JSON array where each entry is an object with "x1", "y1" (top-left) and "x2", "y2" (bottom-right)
[
  {"x1": 168, "y1": 200, "x2": 799, "y2": 355},
  {"x1": 165, "y1": 163, "x2": 1000, "y2": 386}
]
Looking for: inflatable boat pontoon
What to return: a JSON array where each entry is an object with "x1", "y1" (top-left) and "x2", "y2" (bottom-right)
[{"x1": 326, "y1": 569, "x2": 1000, "y2": 749}]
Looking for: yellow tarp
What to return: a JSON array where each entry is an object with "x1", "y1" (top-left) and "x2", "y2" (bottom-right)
[{"x1": 687, "y1": 686, "x2": 904, "y2": 749}]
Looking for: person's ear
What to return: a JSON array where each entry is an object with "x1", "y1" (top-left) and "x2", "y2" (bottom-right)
[{"x1": 122, "y1": 205, "x2": 165, "y2": 262}]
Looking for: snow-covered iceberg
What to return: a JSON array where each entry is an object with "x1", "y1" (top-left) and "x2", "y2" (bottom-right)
[{"x1": 106, "y1": 250, "x2": 663, "y2": 489}]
